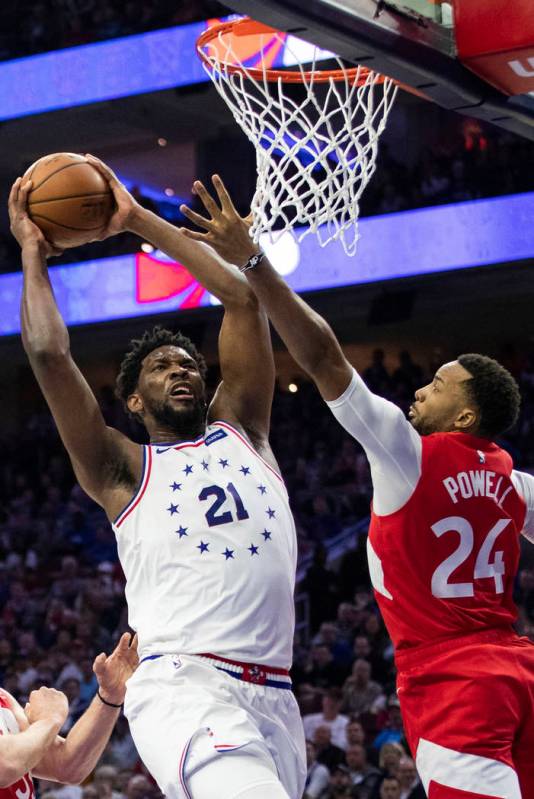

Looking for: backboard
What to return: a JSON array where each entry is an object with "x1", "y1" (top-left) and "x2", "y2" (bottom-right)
[{"x1": 223, "y1": 0, "x2": 534, "y2": 140}]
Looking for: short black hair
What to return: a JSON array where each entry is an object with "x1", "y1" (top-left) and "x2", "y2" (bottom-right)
[
  {"x1": 457, "y1": 353, "x2": 521, "y2": 438},
  {"x1": 116, "y1": 326, "x2": 207, "y2": 410}
]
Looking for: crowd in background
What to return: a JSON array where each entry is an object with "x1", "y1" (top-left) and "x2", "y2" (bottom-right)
[
  {"x1": 1, "y1": 346, "x2": 534, "y2": 798},
  {"x1": 0, "y1": 0, "x2": 227, "y2": 60}
]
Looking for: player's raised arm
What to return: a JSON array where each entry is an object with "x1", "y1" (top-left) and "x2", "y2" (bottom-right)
[
  {"x1": 9, "y1": 178, "x2": 141, "y2": 513},
  {"x1": 179, "y1": 176, "x2": 423, "y2": 513},
  {"x1": 88, "y1": 157, "x2": 276, "y2": 453},
  {"x1": 179, "y1": 175, "x2": 352, "y2": 402}
]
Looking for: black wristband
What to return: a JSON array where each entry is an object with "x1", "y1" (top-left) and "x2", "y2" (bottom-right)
[
  {"x1": 97, "y1": 690, "x2": 123, "y2": 709},
  {"x1": 239, "y1": 251, "x2": 265, "y2": 273}
]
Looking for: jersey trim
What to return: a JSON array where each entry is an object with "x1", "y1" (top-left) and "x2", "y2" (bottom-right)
[
  {"x1": 113, "y1": 445, "x2": 152, "y2": 528},
  {"x1": 213, "y1": 421, "x2": 284, "y2": 484}
]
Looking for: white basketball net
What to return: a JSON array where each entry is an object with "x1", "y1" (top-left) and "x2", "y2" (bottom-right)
[{"x1": 198, "y1": 23, "x2": 398, "y2": 256}]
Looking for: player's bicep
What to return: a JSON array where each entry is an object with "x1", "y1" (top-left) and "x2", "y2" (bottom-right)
[
  {"x1": 209, "y1": 303, "x2": 274, "y2": 438},
  {"x1": 327, "y1": 369, "x2": 422, "y2": 514}
]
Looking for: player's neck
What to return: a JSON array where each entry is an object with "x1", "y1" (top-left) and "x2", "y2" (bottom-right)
[{"x1": 148, "y1": 421, "x2": 207, "y2": 445}]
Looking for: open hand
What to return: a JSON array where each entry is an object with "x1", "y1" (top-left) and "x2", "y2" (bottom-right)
[
  {"x1": 180, "y1": 175, "x2": 259, "y2": 267},
  {"x1": 93, "y1": 632, "x2": 138, "y2": 705},
  {"x1": 8, "y1": 178, "x2": 63, "y2": 258},
  {"x1": 84, "y1": 155, "x2": 142, "y2": 239}
]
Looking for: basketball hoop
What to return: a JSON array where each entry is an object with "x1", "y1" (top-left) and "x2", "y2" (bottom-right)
[{"x1": 197, "y1": 18, "x2": 398, "y2": 256}]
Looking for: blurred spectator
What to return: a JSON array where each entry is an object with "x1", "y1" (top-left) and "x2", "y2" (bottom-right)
[
  {"x1": 325, "y1": 764, "x2": 354, "y2": 799},
  {"x1": 345, "y1": 744, "x2": 381, "y2": 798},
  {"x1": 303, "y1": 687, "x2": 350, "y2": 750},
  {"x1": 373, "y1": 696, "x2": 405, "y2": 750},
  {"x1": 313, "y1": 725, "x2": 346, "y2": 772},
  {"x1": 343, "y1": 660, "x2": 385, "y2": 717},
  {"x1": 379, "y1": 776, "x2": 402, "y2": 799},
  {"x1": 378, "y1": 743, "x2": 406, "y2": 779},
  {"x1": 304, "y1": 740, "x2": 331, "y2": 799},
  {"x1": 396, "y1": 757, "x2": 425, "y2": 799}
]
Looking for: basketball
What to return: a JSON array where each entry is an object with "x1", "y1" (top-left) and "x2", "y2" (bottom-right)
[{"x1": 24, "y1": 153, "x2": 114, "y2": 249}]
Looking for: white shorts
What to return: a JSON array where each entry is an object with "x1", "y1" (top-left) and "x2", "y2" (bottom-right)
[{"x1": 123, "y1": 654, "x2": 306, "y2": 799}]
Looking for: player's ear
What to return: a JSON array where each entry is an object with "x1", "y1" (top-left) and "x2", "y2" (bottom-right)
[
  {"x1": 127, "y1": 392, "x2": 144, "y2": 417},
  {"x1": 455, "y1": 406, "x2": 478, "y2": 432}
]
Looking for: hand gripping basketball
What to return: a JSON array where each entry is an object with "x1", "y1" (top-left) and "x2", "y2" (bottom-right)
[
  {"x1": 84, "y1": 154, "x2": 142, "y2": 240},
  {"x1": 8, "y1": 177, "x2": 63, "y2": 259}
]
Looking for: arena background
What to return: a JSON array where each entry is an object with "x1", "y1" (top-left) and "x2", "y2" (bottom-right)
[{"x1": 0, "y1": 2, "x2": 534, "y2": 798}]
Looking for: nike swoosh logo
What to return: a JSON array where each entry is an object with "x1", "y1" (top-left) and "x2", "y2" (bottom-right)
[
  {"x1": 15, "y1": 775, "x2": 33, "y2": 799},
  {"x1": 156, "y1": 447, "x2": 172, "y2": 454}
]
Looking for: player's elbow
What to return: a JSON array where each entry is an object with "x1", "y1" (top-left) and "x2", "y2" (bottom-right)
[{"x1": 227, "y1": 283, "x2": 260, "y2": 311}]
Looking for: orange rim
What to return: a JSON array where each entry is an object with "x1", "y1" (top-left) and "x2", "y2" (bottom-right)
[{"x1": 197, "y1": 17, "x2": 386, "y2": 86}]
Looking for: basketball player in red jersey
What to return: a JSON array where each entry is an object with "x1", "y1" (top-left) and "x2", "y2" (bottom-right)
[
  {"x1": 180, "y1": 176, "x2": 534, "y2": 799},
  {"x1": 0, "y1": 632, "x2": 137, "y2": 798}
]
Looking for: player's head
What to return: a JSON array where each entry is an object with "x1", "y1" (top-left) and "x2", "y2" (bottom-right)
[
  {"x1": 116, "y1": 326, "x2": 208, "y2": 438},
  {"x1": 409, "y1": 354, "x2": 520, "y2": 439}
]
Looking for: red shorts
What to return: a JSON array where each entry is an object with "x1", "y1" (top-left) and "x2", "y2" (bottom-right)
[{"x1": 396, "y1": 629, "x2": 534, "y2": 799}]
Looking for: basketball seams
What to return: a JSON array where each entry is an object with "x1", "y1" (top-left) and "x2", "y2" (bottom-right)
[
  {"x1": 29, "y1": 213, "x2": 107, "y2": 232},
  {"x1": 29, "y1": 160, "x2": 97, "y2": 193},
  {"x1": 29, "y1": 192, "x2": 112, "y2": 205}
]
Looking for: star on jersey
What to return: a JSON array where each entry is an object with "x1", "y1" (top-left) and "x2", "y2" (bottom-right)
[
  {"x1": 248, "y1": 544, "x2": 259, "y2": 556},
  {"x1": 257, "y1": 485, "x2": 267, "y2": 495},
  {"x1": 201, "y1": 460, "x2": 209, "y2": 471},
  {"x1": 219, "y1": 458, "x2": 229, "y2": 469},
  {"x1": 176, "y1": 526, "x2": 188, "y2": 538},
  {"x1": 167, "y1": 503, "x2": 180, "y2": 516},
  {"x1": 183, "y1": 464, "x2": 194, "y2": 476},
  {"x1": 197, "y1": 541, "x2": 209, "y2": 554},
  {"x1": 240, "y1": 466, "x2": 251, "y2": 476},
  {"x1": 170, "y1": 482, "x2": 182, "y2": 492},
  {"x1": 222, "y1": 548, "x2": 235, "y2": 560},
  {"x1": 266, "y1": 507, "x2": 276, "y2": 519},
  {"x1": 262, "y1": 530, "x2": 272, "y2": 541}
]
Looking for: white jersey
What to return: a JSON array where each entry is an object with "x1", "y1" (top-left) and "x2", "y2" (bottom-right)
[{"x1": 112, "y1": 421, "x2": 297, "y2": 668}]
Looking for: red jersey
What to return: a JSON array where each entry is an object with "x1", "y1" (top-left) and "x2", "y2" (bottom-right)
[
  {"x1": 0, "y1": 696, "x2": 35, "y2": 799},
  {"x1": 368, "y1": 433, "x2": 526, "y2": 651}
]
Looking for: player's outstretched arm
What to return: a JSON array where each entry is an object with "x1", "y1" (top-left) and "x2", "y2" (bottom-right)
[
  {"x1": 179, "y1": 175, "x2": 353, "y2": 402},
  {"x1": 0, "y1": 687, "x2": 67, "y2": 788},
  {"x1": 9, "y1": 178, "x2": 141, "y2": 514},
  {"x1": 87, "y1": 157, "x2": 276, "y2": 450},
  {"x1": 31, "y1": 632, "x2": 138, "y2": 784}
]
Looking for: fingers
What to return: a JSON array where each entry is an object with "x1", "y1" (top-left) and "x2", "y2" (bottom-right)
[
  {"x1": 179, "y1": 204, "x2": 215, "y2": 231},
  {"x1": 129, "y1": 633, "x2": 138, "y2": 651},
  {"x1": 212, "y1": 174, "x2": 237, "y2": 215},
  {"x1": 179, "y1": 228, "x2": 209, "y2": 243},
  {"x1": 192, "y1": 180, "x2": 220, "y2": 219},
  {"x1": 93, "y1": 652, "x2": 106, "y2": 674},
  {"x1": 84, "y1": 154, "x2": 121, "y2": 187},
  {"x1": 8, "y1": 177, "x2": 22, "y2": 209}
]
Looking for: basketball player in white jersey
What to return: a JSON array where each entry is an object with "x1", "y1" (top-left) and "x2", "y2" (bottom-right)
[
  {"x1": 9, "y1": 163, "x2": 305, "y2": 799},
  {"x1": 0, "y1": 632, "x2": 137, "y2": 798}
]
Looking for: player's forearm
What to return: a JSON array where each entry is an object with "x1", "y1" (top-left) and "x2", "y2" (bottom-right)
[
  {"x1": 39, "y1": 695, "x2": 120, "y2": 784},
  {"x1": 128, "y1": 207, "x2": 254, "y2": 308},
  {"x1": 245, "y1": 257, "x2": 341, "y2": 376},
  {"x1": 0, "y1": 719, "x2": 60, "y2": 788},
  {"x1": 20, "y1": 244, "x2": 70, "y2": 360}
]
